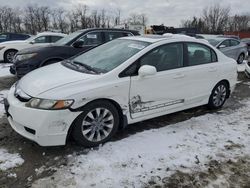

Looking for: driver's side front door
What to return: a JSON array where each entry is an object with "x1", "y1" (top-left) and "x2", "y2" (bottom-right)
[{"x1": 129, "y1": 43, "x2": 188, "y2": 119}]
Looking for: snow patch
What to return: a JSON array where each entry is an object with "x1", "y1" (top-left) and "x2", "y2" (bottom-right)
[
  {"x1": 0, "y1": 90, "x2": 9, "y2": 117},
  {"x1": 237, "y1": 61, "x2": 246, "y2": 72},
  {"x1": 33, "y1": 101, "x2": 250, "y2": 187},
  {"x1": 0, "y1": 149, "x2": 24, "y2": 171},
  {"x1": 0, "y1": 63, "x2": 12, "y2": 77}
]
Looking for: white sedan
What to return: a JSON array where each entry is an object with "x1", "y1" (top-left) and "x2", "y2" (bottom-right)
[
  {"x1": 0, "y1": 32, "x2": 66, "y2": 63},
  {"x1": 245, "y1": 61, "x2": 250, "y2": 78},
  {"x1": 5, "y1": 35, "x2": 237, "y2": 147}
]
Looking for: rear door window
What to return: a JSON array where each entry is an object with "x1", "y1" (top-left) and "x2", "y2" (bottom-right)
[
  {"x1": 230, "y1": 40, "x2": 240, "y2": 47},
  {"x1": 51, "y1": 36, "x2": 64, "y2": 43},
  {"x1": 187, "y1": 43, "x2": 217, "y2": 66}
]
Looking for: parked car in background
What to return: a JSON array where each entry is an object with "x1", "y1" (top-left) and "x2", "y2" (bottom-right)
[
  {"x1": 0, "y1": 33, "x2": 30, "y2": 43},
  {"x1": 208, "y1": 38, "x2": 248, "y2": 64},
  {"x1": 0, "y1": 32, "x2": 66, "y2": 63},
  {"x1": 241, "y1": 38, "x2": 250, "y2": 54},
  {"x1": 10, "y1": 28, "x2": 139, "y2": 77},
  {"x1": 4, "y1": 35, "x2": 237, "y2": 147},
  {"x1": 217, "y1": 35, "x2": 240, "y2": 40}
]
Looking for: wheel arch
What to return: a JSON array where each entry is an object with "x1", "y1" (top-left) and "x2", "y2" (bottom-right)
[
  {"x1": 4, "y1": 48, "x2": 18, "y2": 56},
  {"x1": 40, "y1": 57, "x2": 64, "y2": 67},
  {"x1": 66, "y1": 98, "x2": 128, "y2": 143}
]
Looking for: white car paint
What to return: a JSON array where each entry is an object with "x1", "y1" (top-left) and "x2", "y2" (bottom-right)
[
  {"x1": 6, "y1": 35, "x2": 237, "y2": 146},
  {"x1": 0, "y1": 32, "x2": 66, "y2": 61},
  {"x1": 245, "y1": 62, "x2": 250, "y2": 78}
]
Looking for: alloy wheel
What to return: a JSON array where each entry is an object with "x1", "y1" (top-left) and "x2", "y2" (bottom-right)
[
  {"x1": 212, "y1": 85, "x2": 227, "y2": 107},
  {"x1": 6, "y1": 51, "x2": 16, "y2": 63},
  {"x1": 81, "y1": 108, "x2": 114, "y2": 142}
]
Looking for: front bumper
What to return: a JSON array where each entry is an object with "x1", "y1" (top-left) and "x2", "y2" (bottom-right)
[
  {"x1": 5, "y1": 86, "x2": 81, "y2": 146},
  {"x1": 10, "y1": 63, "x2": 37, "y2": 78}
]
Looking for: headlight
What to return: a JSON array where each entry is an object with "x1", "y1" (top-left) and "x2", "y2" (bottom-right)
[
  {"x1": 16, "y1": 53, "x2": 37, "y2": 62},
  {"x1": 25, "y1": 98, "x2": 74, "y2": 110},
  {"x1": 0, "y1": 46, "x2": 5, "y2": 50}
]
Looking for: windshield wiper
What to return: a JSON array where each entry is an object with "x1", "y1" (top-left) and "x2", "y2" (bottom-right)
[{"x1": 73, "y1": 61, "x2": 101, "y2": 74}]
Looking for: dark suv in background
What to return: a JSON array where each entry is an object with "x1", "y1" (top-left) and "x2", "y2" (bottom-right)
[
  {"x1": 10, "y1": 28, "x2": 139, "y2": 77},
  {"x1": 0, "y1": 33, "x2": 30, "y2": 43}
]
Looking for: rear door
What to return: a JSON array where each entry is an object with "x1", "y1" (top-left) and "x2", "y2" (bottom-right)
[
  {"x1": 229, "y1": 39, "x2": 241, "y2": 59},
  {"x1": 183, "y1": 42, "x2": 220, "y2": 104}
]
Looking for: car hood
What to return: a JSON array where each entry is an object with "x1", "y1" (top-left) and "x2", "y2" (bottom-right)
[
  {"x1": 18, "y1": 62, "x2": 98, "y2": 97},
  {"x1": 0, "y1": 40, "x2": 27, "y2": 46},
  {"x1": 17, "y1": 44, "x2": 55, "y2": 54}
]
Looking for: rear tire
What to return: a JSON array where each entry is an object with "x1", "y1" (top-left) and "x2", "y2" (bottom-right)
[
  {"x1": 72, "y1": 100, "x2": 120, "y2": 147},
  {"x1": 237, "y1": 53, "x2": 245, "y2": 64},
  {"x1": 4, "y1": 50, "x2": 18, "y2": 63},
  {"x1": 208, "y1": 82, "x2": 229, "y2": 109}
]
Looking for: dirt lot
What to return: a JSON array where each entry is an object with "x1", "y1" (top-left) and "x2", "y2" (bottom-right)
[{"x1": 0, "y1": 72, "x2": 249, "y2": 188}]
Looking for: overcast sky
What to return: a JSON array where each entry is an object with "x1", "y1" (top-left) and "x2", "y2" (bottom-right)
[{"x1": 0, "y1": 0, "x2": 249, "y2": 27}]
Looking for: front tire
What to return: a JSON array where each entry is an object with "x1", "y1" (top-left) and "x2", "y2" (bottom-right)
[
  {"x1": 237, "y1": 53, "x2": 245, "y2": 64},
  {"x1": 208, "y1": 82, "x2": 229, "y2": 109},
  {"x1": 72, "y1": 100, "x2": 120, "y2": 147},
  {"x1": 4, "y1": 50, "x2": 18, "y2": 63}
]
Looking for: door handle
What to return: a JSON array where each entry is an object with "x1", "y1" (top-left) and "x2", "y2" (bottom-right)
[{"x1": 173, "y1": 73, "x2": 185, "y2": 79}]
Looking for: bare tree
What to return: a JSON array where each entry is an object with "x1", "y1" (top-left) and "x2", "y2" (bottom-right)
[
  {"x1": 128, "y1": 13, "x2": 148, "y2": 26},
  {"x1": 202, "y1": 4, "x2": 230, "y2": 34}
]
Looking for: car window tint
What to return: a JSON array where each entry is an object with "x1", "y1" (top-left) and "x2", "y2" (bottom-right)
[
  {"x1": 140, "y1": 43, "x2": 183, "y2": 72},
  {"x1": 104, "y1": 32, "x2": 124, "y2": 42},
  {"x1": 33, "y1": 36, "x2": 50, "y2": 43},
  {"x1": 187, "y1": 43, "x2": 216, "y2": 66},
  {"x1": 51, "y1": 36, "x2": 63, "y2": 43},
  {"x1": 220, "y1": 40, "x2": 230, "y2": 47},
  {"x1": 230, "y1": 40, "x2": 240, "y2": 46},
  {"x1": 78, "y1": 32, "x2": 102, "y2": 46}
]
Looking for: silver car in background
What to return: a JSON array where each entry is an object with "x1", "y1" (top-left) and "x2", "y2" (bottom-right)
[{"x1": 208, "y1": 38, "x2": 248, "y2": 64}]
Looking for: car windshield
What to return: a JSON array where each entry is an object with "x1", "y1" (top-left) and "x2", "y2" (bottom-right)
[
  {"x1": 208, "y1": 38, "x2": 223, "y2": 46},
  {"x1": 55, "y1": 31, "x2": 84, "y2": 45},
  {"x1": 68, "y1": 39, "x2": 150, "y2": 73},
  {"x1": 26, "y1": 35, "x2": 37, "y2": 42}
]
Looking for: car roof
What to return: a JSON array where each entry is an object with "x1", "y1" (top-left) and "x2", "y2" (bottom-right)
[
  {"x1": 122, "y1": 34, "x2": 200, "y2": 43},
  {"x1": 76, "y1": 28, "x2": 139, "y2": 34},
  {"x1": 36, "y1": 32, "x2": 67, "y2": 37}
]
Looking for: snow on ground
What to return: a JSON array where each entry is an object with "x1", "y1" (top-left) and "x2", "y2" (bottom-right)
[
  {"x1": 33, "y1": 101, "x2": 250, "y2": 188},
  {"x1": 237, "y1": 61, "x2": 246, "y2": 72},
  {"x1": 0, "y1": 149, "x2": 24, "y2": 171},
  {"x1": 0, "y1": 90, "x2": 9, "y2": 118},
  {"x1": 0, "y1": 63, "x2": 12, "y2": 77}
]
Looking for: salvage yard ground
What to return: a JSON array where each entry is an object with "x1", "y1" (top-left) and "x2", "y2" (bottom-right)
[{"x1": 0, "y1": 62, "x2": 249, "y2": 188}]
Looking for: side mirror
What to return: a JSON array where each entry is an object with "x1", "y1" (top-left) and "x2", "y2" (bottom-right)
[
  {"x1": 73, "y1": 40, "x2": 84, "y2": 48},
  {"x1": 218, "y1": 44, "x2": 226, "y2": 49},
  {"x1": 138, "y1": 65, "x2": 157, "y2": 77},
  {"x1": 29, "y1": 41, "x2": 35, "y2": 44}
]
